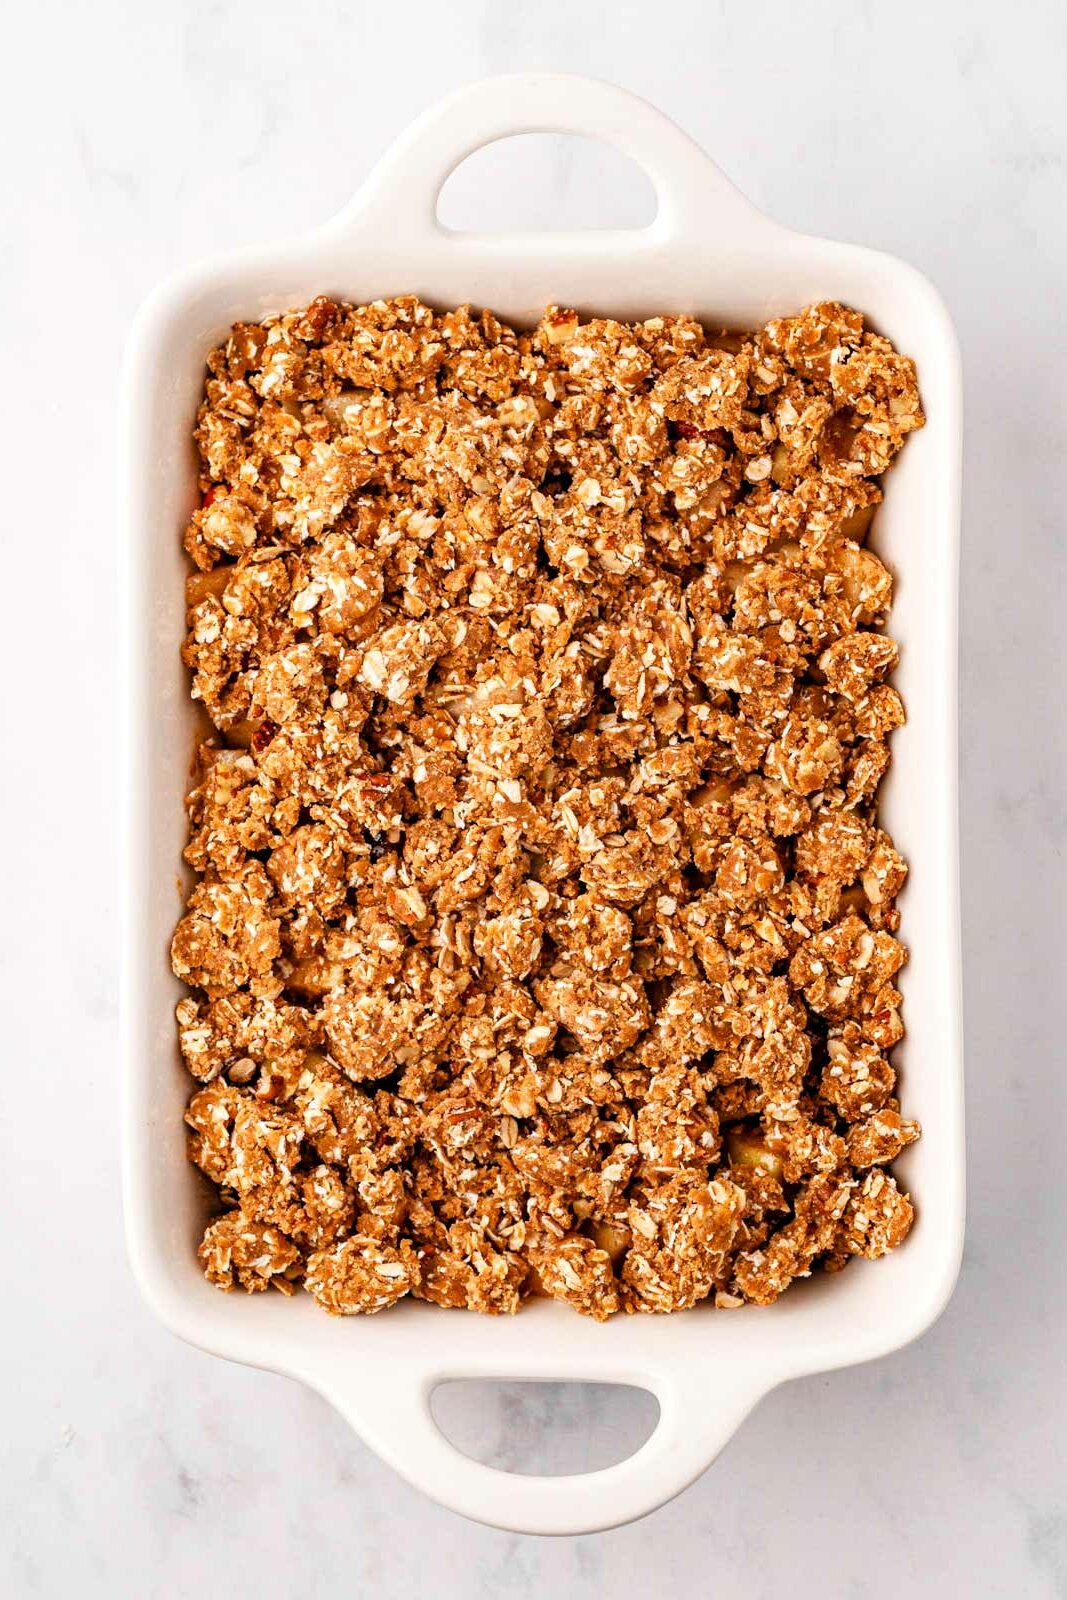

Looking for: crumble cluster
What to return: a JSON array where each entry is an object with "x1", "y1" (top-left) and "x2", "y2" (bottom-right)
[{"x1": 173, "y1": 295, "x2": 922, "y2": 1320}]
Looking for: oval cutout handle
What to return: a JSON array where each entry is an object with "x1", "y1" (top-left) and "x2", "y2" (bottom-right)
[
  {"x1": 325, "y1": 72, "x2": 774, "y2": 254},
  {"x1": 319, "y1": 1360, "x2": 765, "y2": 1535}
]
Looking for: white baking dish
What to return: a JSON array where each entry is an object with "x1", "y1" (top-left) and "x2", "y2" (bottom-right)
[{"x1": 120, "y1": 73, "x2": 964, "y2": 1536}]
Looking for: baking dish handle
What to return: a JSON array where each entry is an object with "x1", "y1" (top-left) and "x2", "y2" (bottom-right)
[
  {"x1": 326, "y1": 72, "x2": 774, "y2": 252},
  {"x1": 319, "y1": 1361, "x2": 767, "y2": 1536}
]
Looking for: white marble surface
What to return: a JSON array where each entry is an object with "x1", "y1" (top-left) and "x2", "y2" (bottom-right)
[{"x1": 3, "y1": 0, "x2": 1066, "y2": 1592}]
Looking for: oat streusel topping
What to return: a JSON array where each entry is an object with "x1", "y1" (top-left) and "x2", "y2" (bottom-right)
[{"x1": 175, "y1": 295, "x2": 922, "y2": 1319}]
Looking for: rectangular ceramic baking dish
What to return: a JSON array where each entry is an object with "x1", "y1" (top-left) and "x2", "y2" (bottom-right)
[{"x1": 120, "y1": 73, "x2": 964, "y2": 1536}]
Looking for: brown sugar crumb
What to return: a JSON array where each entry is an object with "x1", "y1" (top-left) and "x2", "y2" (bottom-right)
[
  {"x1": 199, "y1": 1210, "x2": 302, "y2": 1293},
  {"x1": 174, "y1": 295, "x2": 922, "y2": 1317},
  {"x1": 532, "y1": 1235, "x2": 621, "y2": 1322},
  {"x1": 304, "y1": 1235, "x2": 419, "y2": 1315}
]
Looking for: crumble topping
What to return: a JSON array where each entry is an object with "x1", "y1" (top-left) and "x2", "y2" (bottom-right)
[{"x1": 174, "y1": 295, "x2": 922, "y2": 1319}]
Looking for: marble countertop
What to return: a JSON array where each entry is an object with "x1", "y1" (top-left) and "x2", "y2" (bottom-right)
[{"x1": 3, "y1": 0, "x2": 1065, "y2": 1593}]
